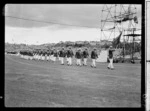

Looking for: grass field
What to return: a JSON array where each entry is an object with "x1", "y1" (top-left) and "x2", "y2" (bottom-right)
[{"x1": 5, "y1": 54, "x2": 141, "y2": 107}]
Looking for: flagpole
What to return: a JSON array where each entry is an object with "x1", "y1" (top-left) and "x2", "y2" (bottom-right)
[
  {"x1": 123, "y1": 30, "x2": 125, "y2": 63},
  {"x1": 132, "y1": 29, "x2": 135, "y2": 63}
]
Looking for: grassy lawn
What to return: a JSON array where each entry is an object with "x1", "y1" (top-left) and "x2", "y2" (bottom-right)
[{"x1": 4, "y1": 54, "x2": 141, "y2": 107}]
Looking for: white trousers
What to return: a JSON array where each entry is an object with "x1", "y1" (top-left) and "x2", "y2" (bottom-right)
[
  {"x1": 36, "y1": 55, "x2": 39, "y2": 60},
  {"x1": 46, "y1": 56, "x2": 49, "y2": 60},
  {"x1": 29, "y1": 56, "x2": 33, "y2": 60},
  {"x1": 24, "y1": 55, "x2": 26, "y2": 59},
  {"x1": 27, "y1": 56, "x2": 30, "y2": 60},
  {"x1": 50, "y1": 55, "x2": 54, "y2": 61},
  {"x1": 83, "y1": 58, "x2": 87, "y2": 65},
  {"x1": 68, "y1": 57, "x2": 72, "y2": 65},
  {"x1": 66, "y1": 58, "x2": 69, "y2": 63},
  {"x1": 21, "y1": 55, "x2": 23, "y2": 58},
  {"x1": 108, "y1": 58, "x2": 114, "y2": 69},
  {"x1": 49, "y1": 56, "x2": 51, "y2": 60},
  {"x1": 91, "y1": 59, "x2": 96, "y2": 67},
  {"x1": 41, "y1": 56, "x2": 43, "y2": 60},
  {"x1": 76, "y1": 59, "x2": 81, "y2": 65},
  {"x1": 39, "y1": 55, "x2": 42, "y2": 60},
  {"x1": 58, "y1": 57, "x2": 61, "y2": 61},
  {"x1": 37, "y1": 55, "x2": 40, "y2": 60},
  {"x1": 33, "y1": 55, "x2": 37, "y2": 60},
  {"x1": 45, "y1": 55, "x2": 47, "y2": 60},
  {"x1": 24, "y1": 55, "x2": 28, "y2": 60},
  {"x1": 60, "y1": 57, "x2": 64, "y2": 64},
  {"x1": 42, "y1": 56, "x2": 45, "y2": 60},
  {"x1": 17, "y1": 53, "x2": 20, "y2": 56},
  {"x1": 22, "y1": 55, "x2": 25, "y2": 59},
  {"x1": 33, "y1": 55, "x2": 35, "y2": 59},
  {"x1": 53, "y1": 57, "x2": 56, "y2": 61}
]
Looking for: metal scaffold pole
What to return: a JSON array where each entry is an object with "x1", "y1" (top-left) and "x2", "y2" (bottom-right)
[{"x1": 100, "y1": 4, "x2": 141, "y2": 63}]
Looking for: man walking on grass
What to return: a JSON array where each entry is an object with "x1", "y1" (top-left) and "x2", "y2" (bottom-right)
[
  {"x1": 66, "y1": 47, "x2": 74, "y2": 66},
  {"x1": 91, "y1": 48, "x2": 98, "y2": 68},
  {"x1": 75, "y1": 48, "x2": 82, "y2": 66},
  {"x1": 82, "y1": 48, "x2": 89, "y2": 66},
  {"x1": 53, "y1": 49, "x2": 58, "y2": 63},
  {"x1": 59, "y1": 47, "x2": 66, "y2": 65},
  {"x1": 107, "y1": 46, "x2": 115, "y2": 70},
  {"x1": 50, "y1": 49, "x2": 54, "y2": 62}
]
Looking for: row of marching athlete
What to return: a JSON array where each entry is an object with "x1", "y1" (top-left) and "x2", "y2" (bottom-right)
[{"x1": 19, "y1": 46, "x2": 114, "y2": 69}]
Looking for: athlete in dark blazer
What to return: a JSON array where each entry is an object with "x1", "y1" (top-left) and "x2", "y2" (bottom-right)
[
  {"x1": 66, "y1": 47, "x2": 74, "y2": 66},
  {"x1": 75, "y1": 48, "x2": 82, "y2": 66},
  {"x1": 91, "y1": 48, "x2": 98, "y2": 68},
  {"x1": 59, "y1": 48, "x2": 66, "y2": 65},
  {"x1": 82, "y1": 48, "x2": 89, "y2": 66},
  {"x1": 108, "y1": 46, "x2": 115, "y2": 70}
]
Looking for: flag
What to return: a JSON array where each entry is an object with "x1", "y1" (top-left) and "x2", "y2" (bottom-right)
[
  {"x1": 134, "y1": 16, "x2": 138, "y2": 24},
  {"x1": 112, "y1": 31, "x2": 122, "y2": 46},
  {"x1": 108, "y1": 27, "x2": 115, "y2": 30},
  {"x1": 116, "y1": 14, "x2": 132, "y2": 23}
]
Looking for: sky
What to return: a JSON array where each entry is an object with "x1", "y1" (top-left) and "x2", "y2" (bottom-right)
[{"x1": 5, "y1": 4, "x2": 142, "y2": 45}]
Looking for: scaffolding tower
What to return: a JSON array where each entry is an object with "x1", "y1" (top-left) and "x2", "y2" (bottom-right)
[
  {"x1": 100, "y1": 4, "x2": 141, "y2": 63},
  {"x1": 100, "y1": 4, "x2": 139, "y2": 43}
]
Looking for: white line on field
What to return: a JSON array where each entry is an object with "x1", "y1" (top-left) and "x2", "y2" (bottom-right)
[{"x1": 6, "y1": 55, "x2": 140, "y2": 80}]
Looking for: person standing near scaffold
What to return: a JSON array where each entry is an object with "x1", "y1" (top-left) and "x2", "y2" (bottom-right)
[
  {"x1": 107, "y1": 46, "x2": 115, "y2": 70},
  {"x1": 66, "y1": 47, "x2": 74, "y2": 66},
  {"x1": 75, "y1": 48, "x2": 82, "y2": 66},
  {"x1": 59, "y1": 47, "x2": 66, "y2": 65},
  {"x1": 82, "y1": 47, "x2": 89, "y2": 66},
  {"x1": 53, "y1": 49, "x2": 58, "y2": 63},
  {"x1": 50, "y1": 48, "x2": 54, "y2": 62},
  {"x1": 90, "y1": 48, "x2": 98, "y2": 68}
]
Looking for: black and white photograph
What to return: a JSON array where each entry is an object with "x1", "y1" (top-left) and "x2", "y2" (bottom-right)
[{"x1": 4, "y1": 4, "x2": 143, "y2": 108}]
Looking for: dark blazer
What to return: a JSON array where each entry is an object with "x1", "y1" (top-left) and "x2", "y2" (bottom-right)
[
  {"x1": 83, "y1": 50, "x2": 89, "y2": 58},
  {"x1": 75, "y1": 51, "x2": 82, "y2": 59},
  {"x1": 59, "y1": 50, "x2": 66, "y2": 57},
  {"x1": 50, "y1": 51, "x2": 54, "y2": 55},
  {"x1": 53, "y1": 51, "x2": 58, "y2": 57},
  {"x1": 66, "y1": 50, "x2": 74, "y2": 58},
  {"x1": 91, "y1": 51, "x2": 98, "y2": 59},
  {"x1": 108, "y1": 49, "x2": 114, "y2": 59}
]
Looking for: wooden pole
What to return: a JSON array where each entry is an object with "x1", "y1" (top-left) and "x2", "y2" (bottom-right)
[
  {"x1": 123, "y1": 30, "x2": 125, "y2": 62},
  {"x1": 132, "y1": 29, "x2": 135, "y2": 63}
]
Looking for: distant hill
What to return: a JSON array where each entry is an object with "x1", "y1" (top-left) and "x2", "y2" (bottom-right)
[{"x1": 5, "y1": 40, "x2": 141, "y2": 54}]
